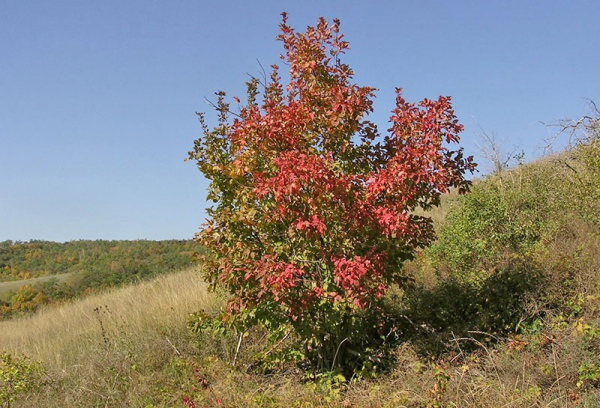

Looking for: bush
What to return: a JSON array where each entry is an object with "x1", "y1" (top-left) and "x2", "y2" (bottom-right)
[
  {"x1": 188, "y1": 14, "x2": 474, "y2": 374},
  {"x1": 429, "y1": 169, "x2": 548, "y2": 285},
  {"x1": 0, "y1": 352, "x2": 45, "y2": 407}
]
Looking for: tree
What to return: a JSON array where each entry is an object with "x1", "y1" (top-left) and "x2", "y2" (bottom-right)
[{"x1": 188, "y1": 13, "x2": 475, "y2": 372}]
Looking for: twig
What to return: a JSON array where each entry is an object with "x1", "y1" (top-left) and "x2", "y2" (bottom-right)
[
  {"x1": 255, "y1": 58, "x2": 268, "y2": 92},
  {"x1": 165, "y1": 337, "x2": 181, "y2": 356},
  {"x1": 203, "y1": 96, "x2": 242, "y2": 118},
  {"x1": 346, "y1": 348, "x2": 385, "y2": 364},
  {"x1": 331, "y1": 337, "x2": 349, "y2": 371},
  {"x1": 259, "y1": 329, "x2": 292, "y2": 360},
  {"x1": 233, "y1": 331, "x2": 245, "y2": 366},
  {"x1": 467, "y1": 330, "x2": 501, "y2": 342}
]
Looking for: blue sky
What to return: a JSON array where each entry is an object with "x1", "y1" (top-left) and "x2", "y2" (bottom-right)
[{"x1": 1, "y1": 1, "x2": 598, "y2": 242}]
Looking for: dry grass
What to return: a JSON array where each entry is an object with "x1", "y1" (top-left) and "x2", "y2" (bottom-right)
[
  {"x1": 2, "y1": 265, "x2": 600, "y2": 407},
  {"x1": 0, "y1": 267, "x2": 217, "y2": 365},
  {"x1": 0, "y1": 267, "x2": 224, "y2": 407}
]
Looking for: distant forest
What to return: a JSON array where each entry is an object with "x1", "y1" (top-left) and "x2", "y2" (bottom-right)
[{"x1": 0, "y1": 239, "x2": 199, "y2": 319}]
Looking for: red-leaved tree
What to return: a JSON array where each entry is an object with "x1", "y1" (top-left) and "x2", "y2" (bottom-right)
[{"x1": 189, "y1": 13, "x2": 475, "y2": 372}]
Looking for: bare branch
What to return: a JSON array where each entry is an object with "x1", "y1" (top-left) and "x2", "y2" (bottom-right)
[
  {"x1": 543, "y1": 99, "x2": 600, "y2": 152},
  {"x1": 203, "y1": 96, "x2": 242, "y2": 119},
  {"x1": 475, "y1": 129, "x2": 521, "y2": 176}
]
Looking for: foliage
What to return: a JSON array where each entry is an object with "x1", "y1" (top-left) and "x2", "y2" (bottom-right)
[
  {"x1": 426, "y1": 143, "x2": 592, "y2": 285},
  {"x1": 0, "y1": 239, "x2": 196, "y2": 282},
  {"x1": 0, "y1": 239, "x2": 198, "y2": 319},
  {"x1": 189, "y1": 13, "x2": 475, "y2": 372},
  {"x1": 428, "y1": 174, "x2": 548, "y2": 284},
  {"x1": 0, "y1": 352, "x2": 45, "y2": 408},
  {"x1": 402, "y1": 261, "x2": 541, "y2": 355},
  {"x1": 418, "y1": 102, "x2": 600, "y2": 362},
  {"x1": 0, "y1": 285, "x2": 48, "y2": 318}
]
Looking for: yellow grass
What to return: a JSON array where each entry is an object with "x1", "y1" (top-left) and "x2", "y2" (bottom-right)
[
  {"x1": 0, "y1": 267, "x2": 227, "y2": 406},
  {"x1": 0, "y1": 266, "x2": 219, "y2": 379}
]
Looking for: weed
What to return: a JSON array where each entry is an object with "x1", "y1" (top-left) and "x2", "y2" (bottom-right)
[{"x1": 0, "y1": 352, "x2": 45, "y2": 408}]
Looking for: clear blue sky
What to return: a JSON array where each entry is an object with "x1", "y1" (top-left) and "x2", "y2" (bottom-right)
[{"x1": 1, "y1": 1, "x2": 598, "y2": 242}]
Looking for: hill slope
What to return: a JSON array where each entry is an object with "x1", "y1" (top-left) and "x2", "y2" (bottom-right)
[
  {"x1": 0, "y1": 239, "x2": 198, "y2": 319},
  {"x1": 2, "y1": 133, "x2": 600, "y2": 406},
  {"x1": 1, "y1": 267, "x2": 220, "y2": 407}
]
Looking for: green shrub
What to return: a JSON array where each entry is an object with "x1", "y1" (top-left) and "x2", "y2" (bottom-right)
[
  {"x1": 0, "y1": 352, "x2": 45, "y2": 408},
  {"x1": 429, "y1": 170, "x2": 548, "y2": 285},
  {"x1": 421, "y1": 105, "x2": 600, "y2": 356}
]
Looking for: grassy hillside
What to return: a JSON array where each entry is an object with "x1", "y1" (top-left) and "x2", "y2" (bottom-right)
[
  {"x1": 5, "y1": 267, "x2": 560, "y2": 407},
  {"x1": 0, "y1": 273, "x2": 73, "y2": 302},
  {"x1": 0, "y1": 267, "x2": 221, "y2": 407},
  {"x1": 0, "y1": 240, "x2": 199, "y2": 319},
  {"x1": 2, "y1": 119, "x2": 600, "y2": 406}
]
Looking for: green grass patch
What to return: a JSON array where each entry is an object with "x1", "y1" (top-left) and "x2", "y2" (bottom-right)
[{"x1": 0, "y1": 273, "x2": 74, "y2": 302}]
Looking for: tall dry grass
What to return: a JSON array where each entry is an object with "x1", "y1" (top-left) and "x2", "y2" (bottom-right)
[
  {"x1": 0, "y1": 267, "x2": 223, "y2": 407},
  {"x1": 0, "y1": 267, "x2": 217, "y2": 364}
]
